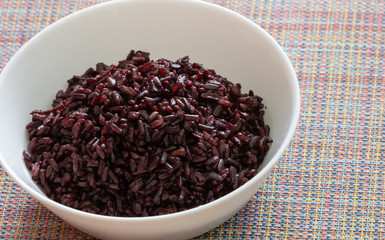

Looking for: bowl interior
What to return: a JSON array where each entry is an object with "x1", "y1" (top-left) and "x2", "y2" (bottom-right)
[{"x1": 0, "y1": 0, "x2": 299, "y2": 238}]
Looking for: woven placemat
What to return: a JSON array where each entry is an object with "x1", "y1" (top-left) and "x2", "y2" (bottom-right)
[{"x1": 1, "y1": 0, "x2": 384, "y2": 239}]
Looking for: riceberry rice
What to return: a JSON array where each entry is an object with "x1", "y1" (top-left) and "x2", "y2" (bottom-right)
[{"x1": 23, "y1": 50, "x2": 272, "y2": 217}]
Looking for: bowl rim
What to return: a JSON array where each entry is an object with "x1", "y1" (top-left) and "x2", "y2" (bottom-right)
[{"x1": 0, "y1": 0, "x2": 300, "y2": 222}]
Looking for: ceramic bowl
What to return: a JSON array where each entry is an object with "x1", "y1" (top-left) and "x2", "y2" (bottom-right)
[{"x1": 0, "y1": 0, "x2": 300, "y2": 239}]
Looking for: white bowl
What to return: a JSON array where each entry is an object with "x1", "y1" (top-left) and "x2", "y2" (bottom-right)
[{"x1": 0, "y1": 0, "x2": 300, "y2": 239}]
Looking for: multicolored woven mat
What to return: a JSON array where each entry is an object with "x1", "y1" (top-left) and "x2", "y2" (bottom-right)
[{"x1": 1, "y1": 0, "x2": 384, "y2": 239}]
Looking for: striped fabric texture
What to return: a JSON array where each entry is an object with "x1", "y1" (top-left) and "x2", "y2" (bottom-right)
[{"x1": 1, "y1": 0, "x2": 384, "y2": 239}]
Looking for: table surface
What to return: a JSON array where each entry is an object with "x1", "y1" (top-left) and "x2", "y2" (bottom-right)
[{"x1": 1, "y1": 0, "x2": 384, "y2": 239}]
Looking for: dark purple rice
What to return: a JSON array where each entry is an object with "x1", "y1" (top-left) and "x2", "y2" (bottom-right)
[{"x1": 23, "y1": 50, "x2": 272, "y2": 217}]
